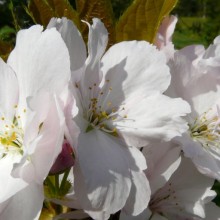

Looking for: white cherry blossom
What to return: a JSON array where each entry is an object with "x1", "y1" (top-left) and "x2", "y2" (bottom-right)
[
  {"x1": 48, "y1": 17, "x2": 190, "y2": 219},
  {"x1": 0, "y1": 25, "x2": 71, "y2": 219},
  {"x1": 166, "y1": 37, "x2": 220, "y2": 180}
]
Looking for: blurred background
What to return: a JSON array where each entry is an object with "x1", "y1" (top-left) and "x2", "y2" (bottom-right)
[{"x1": 0, "y1": 0, "x2": 220, "y2": 48}]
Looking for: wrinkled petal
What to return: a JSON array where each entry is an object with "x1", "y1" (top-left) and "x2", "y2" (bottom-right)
[
  {"x1": 112, "y1": 92, "x2": 190, "y2": 147},
  {"x1": 100, "y1": 41, "x2": 171, "y2": 108}
]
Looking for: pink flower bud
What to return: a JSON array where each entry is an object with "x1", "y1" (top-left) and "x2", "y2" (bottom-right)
[{"x1": 50, "y1": 140, "x2": 75, "y2": 175}]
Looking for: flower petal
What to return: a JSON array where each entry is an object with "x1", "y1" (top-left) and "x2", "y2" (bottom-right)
[
  {"x1": 12, "y1": 95, "x2": 65, "y2": 184},
  {"x1": 0, "y1": 183, "x2": 43, "y2": 220},
  {"x1": 122, "y1": 171, "x2": 151, "y2": 216},
  {"x1": 143, "y1": 142, "x2": 181, "y2": 194},
  {"x1": 100, "y1": 41, "x2": 171, "y2": 108},
  {"x1": 0, "y1": 58, "x2": 18, "y2": 120},
  {"x1": 7, "y1": 25, "x2": 70, "y2": 110},
  {"x1": 113, "y1": 92, "x2": 190, "y2": 147},
  {"x1": 74, "y1": 130, "x2": 132, "y2": 215},
  {"x1": 47, "y1": 17, "x2": 86, "y2": 71},
  {"x1": 0, "y1": 154, "x2": 27, "y2": 203}
]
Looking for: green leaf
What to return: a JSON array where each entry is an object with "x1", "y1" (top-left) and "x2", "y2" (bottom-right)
[
  {"x1": 76, "y1": 0, "x2": 115, "y2": 46},
  {"x1": 116, "y1": 0, "x2": 178, "y2": 43},
  {"x1": 0, "y1": 26, "x2": 15, "y2": 41}
]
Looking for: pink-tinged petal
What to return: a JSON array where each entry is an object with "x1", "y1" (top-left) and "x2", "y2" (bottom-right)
[
  {"x1": 0, "y1": 154, "x2": 27, "y2": 203},
  {"x1": 198, "y1": 35, "x2": 220, "y2": 75},
  {"x1": 0, "y1": 58, "x2": 18, "y2": 121},
  {"x1": 12, "y1": 95, "x2": 65, "y2": 184},
  {"x1": 0, "y1": 183, "x2": 43, "y2": 220},
  {"x1": 7, "y1": 25, "x2": 70, "y2": 109},
  {"x1": 48, "y1": 17, "x2": 86, "y2": 71},
  {"x1": 144, "y1": 142, "x2": 181, "y2": 194},
  {"x1": 167, "y1": 45, "x2": 220, "y2": 117},
  {"x1": 113, "y1": 92, "x2": 190, "y2": 147},
  {"x1": 61, "y1": 88, "x2": 80, "y2": 148},
  {"x1": 100, "y1": 41, "x2": 171, "y2": 108},
  {"x1": 74, "y1": 130, "x2": 132, "y2": 215},
  {"x1": 155, "y1": 15, "x2": 178, "y2": 49},
  {"x1": 155, "y1": 15, "x2": 178, "y2": 61},
  {"x1": 28, "y1": 96, "x2": 64, "y2": 183}
]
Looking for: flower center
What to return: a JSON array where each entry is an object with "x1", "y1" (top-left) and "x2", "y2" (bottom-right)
[
  {"x1": 76, "y1": 79, "x2": 128, "y2": 136},
  {"x1": 190, "y1": 106, "x2": 220, "y2": 149},
  {"x1": 0, "y1": 110, "x2": 24, "y2": 158}
]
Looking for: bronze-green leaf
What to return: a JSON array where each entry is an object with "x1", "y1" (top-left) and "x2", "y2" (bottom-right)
[
  {"x1": 27, "y1": 0, "x2": 80, "y2": 28},
  {"x1": 0, "y1": 40, "x2": 13, "y2": 61},
  {"x1": 116, "y1": 0, "x2": 178, "y2": 43},
  {"x1": 28, "y1": 0, "x2": 54, "y2": 26},
  {"x1": 76, "y1": 0, "x2": 115, "y2": 47}
]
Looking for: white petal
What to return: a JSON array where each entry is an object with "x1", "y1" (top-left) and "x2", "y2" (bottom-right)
[
  {"x1": 85, "y1": 18, "x2": 108, "y2": 70},
  {"x1": 167, "y1": 46, "x2": 220, "y2": 117},
  {"x1": 123, "y1": 171, "x2": 151, "y2": 216},
  {"x1": 155, "y1": 15, "x2": 178, "y2": 61},
  {"x1": 7, "y1": 25, "x2": 70, "y2": 109},
  {"x1": 83, "y1": 18, "x2": 108, "y2": 84},
  {"x1": 12, "y1": 95, "x2": 65, "y2": 184},
  {"x1": 74, "y1": 130, "x2": 131, "y2": 214},
  {"x1": 0, "y1": 58, "x2": 18, "y2": 120},
  {"x1": 150, "y1": 157, "x2": 215, "y2": 219},
  {"x1": 144, "y1": 142, "x2": 181, "y2": 194},
  {"x1": 0, "y1": 154, "x2": 27, "y2": 203},
  {"x1": 113, "y1": 92, "x2": 190, "y2": 147},
  {"x1": 120, "y1": 208, "x2": 151, "y2": 220},
  {"x1": 100, "y1": 41, "x2": 170, "y2": 108},
  {"x1": 204, "y1": 202, "x2": 220, "y2": 220},
  {"x1": 47, "y1": 17, "x2": 86, "y2": 71},
  {"x1": 176, "y1": 132, "x2": 220, "y2": 181},
  {"x1": 78, "y1": 18, "x2": 108, "y2": 108},
  {"x1": 0, "y1": 183, "x2": 43, "y2": 220}
]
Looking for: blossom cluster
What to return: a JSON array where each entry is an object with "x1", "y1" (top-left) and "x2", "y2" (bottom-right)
[{"x1": 0, "y1": 16, "x2": 220, "y2": 220}]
